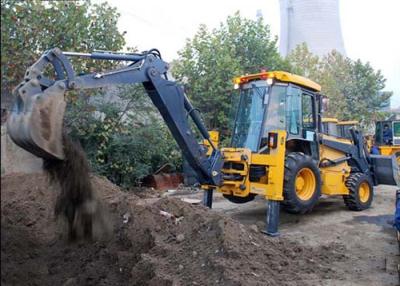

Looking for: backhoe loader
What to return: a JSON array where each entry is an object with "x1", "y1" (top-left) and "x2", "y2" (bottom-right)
[
  {"x1": 337, "y1": 120, "x2": 359, "y2": 139},
  {"x1": 321, "y1": 118, "x2": 359, "y2": 139},
  {"x1": 373, "y1": 120, "x2": 400, "y2": 161},
  {"x1": 321, "y1": 117, "x2": 339, "y2": 137},
  {"x1": 7, "y1": 48, "x2": 399, "y2": 235}
]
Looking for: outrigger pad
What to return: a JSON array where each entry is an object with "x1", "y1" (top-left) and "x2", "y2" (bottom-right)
[{"x1": 7, "y1": 81, "x2": 66, "y2": 160}]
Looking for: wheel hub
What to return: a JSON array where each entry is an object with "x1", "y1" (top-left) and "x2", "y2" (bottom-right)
[
  {"x1": 295, "y1": 168, "x2": 316, "y2": 201},
  {"x1": 359, "y1": 182, "x2": 370, "y2": 203}
]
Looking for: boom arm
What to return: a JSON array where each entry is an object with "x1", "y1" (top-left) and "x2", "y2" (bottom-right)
[{"x1": 7, "y1": 48, "x2": 223, "y2": 186}]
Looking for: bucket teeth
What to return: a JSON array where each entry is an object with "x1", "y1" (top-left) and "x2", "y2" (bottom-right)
[{"x1": 7, "y1": 82, "x2": 66, "y2": 160}]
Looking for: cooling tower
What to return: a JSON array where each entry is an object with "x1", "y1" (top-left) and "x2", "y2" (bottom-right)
[{"x1": 279, "y1": 0, "x2": 346, "y2": 57}]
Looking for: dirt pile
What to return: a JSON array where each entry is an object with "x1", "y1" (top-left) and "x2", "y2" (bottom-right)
[{"x1": 1, "y1": 173, "x2": 348, "y2": 286}]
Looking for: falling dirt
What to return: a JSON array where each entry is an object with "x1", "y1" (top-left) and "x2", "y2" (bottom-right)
[
  {"x1": 1, "y1": 172, "x2": 350, "y2": 286},
  {"x1": 42, "y1": 135, "x2": 110, "y2": 241}
]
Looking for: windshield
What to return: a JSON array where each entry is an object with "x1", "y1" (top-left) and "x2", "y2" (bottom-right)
[{"x1": 231, "y1": 83, "x2": 268, "y2": 151}]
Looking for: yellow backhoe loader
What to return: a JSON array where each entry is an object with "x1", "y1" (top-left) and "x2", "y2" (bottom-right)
[
  {"x1": 321, "y1": 117, "x2": 339, "y2": 137},
  {"x1": 337, "y1": 120, "x2": 359, "y2": 139},
  {"x1": 7, "y1": 48, "x2": 399, "y2": 235},
  {"x1": 373, "y1": 120, "x2": 400, "y2": 162}
]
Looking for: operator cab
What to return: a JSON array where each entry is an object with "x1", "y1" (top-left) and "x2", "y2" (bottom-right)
[
  {"x1": 230, "y1": 71, "x2": 321, "y2": 158},
  {"x1": 375, "y1": 120, "x2": 400, "y2": 146},
  {"x1": 337, "y1": 121, "x2": 359, "y2": 140},
  {"x1": 321, "y1": 118, "x2": 339, "y2": 137}
]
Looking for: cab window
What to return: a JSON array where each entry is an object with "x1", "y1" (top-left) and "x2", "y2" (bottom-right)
[
  {"x1": 302, "y1": 93, "x2": 315, "y2": 129},
  {"x1": 286, "y1": 86, "x2": 301, "y2": 135}
]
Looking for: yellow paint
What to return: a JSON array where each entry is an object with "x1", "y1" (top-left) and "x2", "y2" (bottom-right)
[
  {"x1": 233, "y1": 71, "x2": 321, "y2": 92},
  {"x1": 322, "y1": 117, "x2": 339, "y2": 123},
  {"x1": 295, "y1": 168, "x2": 316, "y2": 200},
  {"x1": 216, "y1": 130, "x2": 287, "y2": 201},
  {"x1": 359, "y1": 182, "x2": 370, "y2": 203},
  {"x1": 337, "y1": 120, "x2": 359, "y2": 126},
  {"x1": 319, "y1": 143, "x2": 351, "y2": 195},
  {"x1": 379, "y1": 146, "x2": 400, "y2": 156},
  {"x1": 321, "y1": 134, "x2": 352, "y2": 144},
  {"x1": 202, "y1": 130, "x2": 220, "y2": 156}
]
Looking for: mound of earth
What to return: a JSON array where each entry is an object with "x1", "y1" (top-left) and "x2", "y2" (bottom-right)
[{"x1": 1, "y1": 173, "x2": 348, "y2": 286}]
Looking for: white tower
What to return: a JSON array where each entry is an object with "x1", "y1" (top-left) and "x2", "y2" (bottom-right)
[{"x1": 279, "y1": 0, "x2": 346, "y2": 57}]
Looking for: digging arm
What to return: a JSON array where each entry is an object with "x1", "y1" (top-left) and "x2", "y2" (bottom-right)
[{"x1": 7, "y1": 48, "x2": 223, "y2": 186}]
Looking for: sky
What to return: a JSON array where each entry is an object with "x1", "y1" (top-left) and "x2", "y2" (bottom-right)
[{"x1": 98, "y1": 0, "x2": 400, "y2": 108}]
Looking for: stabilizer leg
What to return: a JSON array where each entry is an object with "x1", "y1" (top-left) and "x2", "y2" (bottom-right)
[
  {"x1": 203, "y1": 189, "x2": 214, "y2": 208},
  {"x1": 263, "y1": 200, "x2": 280, "y2": 237}
]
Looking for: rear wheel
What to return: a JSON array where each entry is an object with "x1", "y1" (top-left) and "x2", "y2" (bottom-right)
[
  {"x1": 282, "y1": 152, "x2": 321, "y2": 214},
  {"x1": 343, "y1": 173, "x2": 373, "y2": 211}
]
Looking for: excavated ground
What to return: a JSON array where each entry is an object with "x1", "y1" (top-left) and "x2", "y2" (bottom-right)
[{"x1": 1, "y1": 173, "x2": 352, "y2": 286}]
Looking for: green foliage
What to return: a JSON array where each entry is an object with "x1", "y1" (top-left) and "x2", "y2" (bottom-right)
[
  {"x1": 287, "y1": 44, "x2": 391, "y2": 128},
  {"x1": 66, "y1": 86, "x2": 182, "y2": 187},
  {"x1": 286, "y1": 43, "x2": 321, "y2": 80},
  {"x1": 1, "y1": 0, "x2": 126, "y2": 105},
  {"x1": 1, "y1": 0, "x2": 181, "y2": 187},
  {"x1": 172, "y1": 12, "x2": 288, "y2": 134}
]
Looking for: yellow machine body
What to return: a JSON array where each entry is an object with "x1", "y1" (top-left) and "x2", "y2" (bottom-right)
[
  {"x1": 217, "y1": 132, "x2": 353, "y2": 200},
  {"x1": 319, "y1": 135, "x2": 351, "y2": 195},
  {"x1": 379, "y1": 146, "x2": 400, "y2": 156},
  {"x1": 210, "y1": 71, "x2": 361, "y2": 204},
  {"x1": 217, "y1": 130, "x2": 287, "y2": 201}
]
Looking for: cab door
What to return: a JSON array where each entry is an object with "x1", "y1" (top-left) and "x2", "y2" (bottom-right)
[{"x1": 301, "y1": 91, "x2": 319, "y2": 160}]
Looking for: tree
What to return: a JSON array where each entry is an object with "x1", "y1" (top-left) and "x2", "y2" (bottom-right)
[
  {"x1": 1, "y1": 0, "x2": 182, "y2": 186},
  {"x1": 1, "y1": 0, "x2": 126, "y2": 108},
  {"x1": 287, "y1": 44, "x2": 391, "y2": 128},
  {"x1": 172, "y1": 12, "x2": 288, "y2": 133},
  {"x1": 286, "y1": 43, "x2": 321, "y2": 80}
]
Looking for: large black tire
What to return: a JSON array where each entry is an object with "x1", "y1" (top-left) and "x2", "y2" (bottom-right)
[
  {"x1": 343, "y1": 172, "x2": 373, "y2": 211},
  {"x1": 223, "y1": 194, "x2": 256, "y2": 204},
  {"x1": 282, "y1": 152, "x2": 321, "y2": 214}
]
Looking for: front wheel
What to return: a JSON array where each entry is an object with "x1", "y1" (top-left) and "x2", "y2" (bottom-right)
[
  {"x1": 282, "y1": 152, "x2": 322, "y2": 214},
  {"x1": 343, "y1": 172, "x2": 373, "y2": 211}
]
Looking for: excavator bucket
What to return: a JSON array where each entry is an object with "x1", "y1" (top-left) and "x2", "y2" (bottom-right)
[
  {"x1": 370, "y1": 154, "x2": 400, "y2": 186},
  {"x1": 7, "y1": 81, "x2": 67, "y2": 160}
]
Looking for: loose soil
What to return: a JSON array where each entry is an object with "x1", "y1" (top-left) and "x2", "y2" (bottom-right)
[
  {"x1": 42, "y1": 135, "x2": 109, "y2": 241},
  {"x1": 1, "y1": 173, "x2": 348, "y2": 286}
]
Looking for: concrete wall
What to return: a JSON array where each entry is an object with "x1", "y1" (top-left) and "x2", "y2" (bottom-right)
[
  {"x1": 1, "y1": 125, "x2": 43, "y2": 175},
  {"x1": 280, "y1": 0, "x2": 346, "y2": 57}
]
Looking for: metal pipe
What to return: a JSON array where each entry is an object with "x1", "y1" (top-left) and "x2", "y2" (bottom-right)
[
  {"x1": 183, "y1": 94, "x2": 217, "y2": 150},
  {"x1": 62, "y1": 52, "x2": 92, "y2": 57},
  {"x1": 91, "y1": 52, "x2": 145, "y2": 61},
  {"x1": 63, "y1": 51, "x2": 145, "y2": 62}
]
